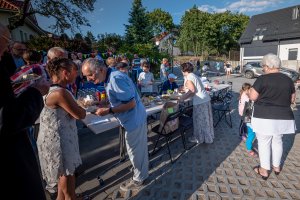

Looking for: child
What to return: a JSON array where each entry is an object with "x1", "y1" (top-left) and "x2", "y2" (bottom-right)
[
  {"x1": 238, "y1": 83, "x2": 257, "y2": 157},
  {"x1": 37, "y1": 58, "x2": 86, "y2": 199},
  {"x1": 138, "y1": 62, "x2": 154, "y2": 95}
]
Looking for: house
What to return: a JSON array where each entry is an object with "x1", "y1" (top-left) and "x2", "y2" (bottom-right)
[
  {"x1": 239, "y1": 5, "x2": 300, "y2": 71},
  {"x1": 0, "y1": 0, "x2": 45, "y2": 42},
  {"x1": 155, "y1": 32, "x2": 181, "y2": 56}
]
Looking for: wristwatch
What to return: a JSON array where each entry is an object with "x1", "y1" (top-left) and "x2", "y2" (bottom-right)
[{"x1": 109, "y1": 107, "x2": 114, "y2": 114}]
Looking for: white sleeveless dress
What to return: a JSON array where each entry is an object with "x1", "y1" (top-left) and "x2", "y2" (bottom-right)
[{"x1": 37, "y1": 86, "x2": 82, "y2": 185}]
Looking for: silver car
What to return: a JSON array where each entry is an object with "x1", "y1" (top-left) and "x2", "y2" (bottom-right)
[{"x1": 242, "y1": 62, "x2": 299, "y2": 82}]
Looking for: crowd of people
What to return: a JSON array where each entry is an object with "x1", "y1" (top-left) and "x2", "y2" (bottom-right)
[{"x1": 0, "y1": 19, "x2": 297, "y2": 200}]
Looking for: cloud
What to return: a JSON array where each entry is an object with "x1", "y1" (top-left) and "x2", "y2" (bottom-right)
[
  {"x1": 99, "y1": 8, "x2": 104, "y2": 12},
  {"x1": 198, "y1": 0, "x2": 283, "y2": 13}
]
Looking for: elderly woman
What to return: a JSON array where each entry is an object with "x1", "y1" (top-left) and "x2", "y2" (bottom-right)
[
  {"x1": 179, "y1": 62, "x2": 214, "y2": 143},
  {"x1": 249, "y1": 54, "x2": 296, "y2": 180}
]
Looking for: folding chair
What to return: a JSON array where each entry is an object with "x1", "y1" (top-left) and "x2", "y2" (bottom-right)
[
  {"x1": 211, "y1": 92, "x2": 233, "y2": 128},
  {"x1": 151, "y1": 111, "x2": 185, "y2": 163}
]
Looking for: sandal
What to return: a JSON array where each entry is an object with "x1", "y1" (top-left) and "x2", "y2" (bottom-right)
[
  {"x1": 272, "y1": 166, "x2": 281, "y2": 175},
  {"x1": 253, "y1": 165, "x2": 269, "y2": 180},
  {"x1": 248, "y1": 150, "x2": 258, "y2": 157}
]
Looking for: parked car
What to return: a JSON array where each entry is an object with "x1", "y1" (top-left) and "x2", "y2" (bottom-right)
[{"x1": 242, "y1": 62, "x2": 299, "y2": 82}]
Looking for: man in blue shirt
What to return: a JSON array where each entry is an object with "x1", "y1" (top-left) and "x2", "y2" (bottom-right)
[
  {"x1": 81, "y1": 58, "x2": 149, "y2": 191},
  {"x1": 161, "y1": 73, "x2": 179, "y2": 94}
]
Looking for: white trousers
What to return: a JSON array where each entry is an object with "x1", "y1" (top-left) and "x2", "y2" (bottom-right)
[
  {"x1": 125, "y1": 122, "x2": 149, "y2": 182},
  {"x1": 256, "y1": 133, "x2": 283, "y2": 170}
]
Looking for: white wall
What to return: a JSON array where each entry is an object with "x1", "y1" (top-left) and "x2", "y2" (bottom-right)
[
  {"x1": 279, "y1": 43, "x2": 300, "y2": 60},
  {"x1": 0, "y1": 12, "x2": 40, "y2": 42}
]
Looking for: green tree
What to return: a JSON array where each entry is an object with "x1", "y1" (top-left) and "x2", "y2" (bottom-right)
[
  {"x1": 8, "y1": 0, "x2": 96, "y2": 33},
  {"x1": 178, "y1": 6, "x2": 249, "y2": 56},
  {"x1": 74, "y1": 33, "x2": 84, "y2": 40},
  {"x1": 148, "y1": 8, "x2": 174, "y2": 36},
  {"x1": 124, "y1": 0, "x2": 152, "y2": 44},
  {"x1": 96, "y1": 33, "x2": 123, "y2": 53},
  {"x1": 178, "y1": 5, "x2": 211, "y2": 56}
]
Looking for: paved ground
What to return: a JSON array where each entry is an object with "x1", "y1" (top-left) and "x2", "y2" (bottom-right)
[{"x1": 73, "y1": 75, "x2": 300, "y2": 200}]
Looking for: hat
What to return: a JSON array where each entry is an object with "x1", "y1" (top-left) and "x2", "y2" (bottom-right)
[{"x1": 168, "y1": 73, "x2": 177, "y2": 79}]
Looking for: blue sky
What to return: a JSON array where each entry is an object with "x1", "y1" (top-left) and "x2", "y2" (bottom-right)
[{"x1": 37, "y1": 0, "x2": 299, "y2": 37}]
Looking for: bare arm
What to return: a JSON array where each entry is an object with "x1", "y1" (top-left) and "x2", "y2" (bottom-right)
[
  {"x1": 249, "y1": 88, "x2": 259, "y2": 101},
  {"x1": 180, "y1": 80, "x2": 195, "y2": 101},
  {"x1": 46, "y1": 89, "x2": 86, "y2": 119},
  {"x1": 291, "y1": 92, "x2": 296, "y2": 104}
]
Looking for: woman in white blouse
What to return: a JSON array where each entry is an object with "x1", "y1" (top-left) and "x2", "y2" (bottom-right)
[{"x1": 179, "y1": 62, "x2": 214, "y2": 144}]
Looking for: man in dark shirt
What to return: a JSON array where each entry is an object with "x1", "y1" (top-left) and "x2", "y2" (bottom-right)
[
  {"x1": 0, "y1": 23, "x2": 49, "y2": 200},
  {"x1": 161, "y1": 73, "x2": 179, "y2": 94}
]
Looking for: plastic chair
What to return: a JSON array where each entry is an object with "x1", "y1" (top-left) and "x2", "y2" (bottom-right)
[{"x1": 151, "y1": 111, "x2": 185, "y2": 163}]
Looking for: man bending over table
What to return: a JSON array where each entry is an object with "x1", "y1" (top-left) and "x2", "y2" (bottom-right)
[{"x1": 82, "y1": 58, "x2": 149, "y2": 192}]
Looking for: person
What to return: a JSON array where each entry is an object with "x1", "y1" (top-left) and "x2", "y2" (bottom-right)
[
  {"x1": 249, "y1": 53, "x2": 296, "y2": 180},
  {"x1": 71, "y1": 52, "x2": 83, "y2": 92},
  {"x1": 225, "y1": 61, "x2": 232, "y2": 79},
  {"x1": 131, "y1": 54, "x2": 142, "y2": 84},
  {"x1": 179, "y1": 62, "x2": 214, "y2": 144},
  {"x1": 238, "y1": 83, "x2": 257, "y2": 157},
  {"x1": 37, "y1": 57, "x2": 86, "y2": 199},
  {"x1": 161, "y1": 73, "x2": 179, "y2": 94},
  {"x1": 11, "y1": 41, "x2": 26, "y2": 68},
  {"x1": 116, "y1": 62, "x2": 130, "y2": 74},
  {"x1": 138, "y1": 62, "x2": 154, "y2": 94},
  {"x1": 81, "y1": 58, "x2": 149, "y2": 191},
  {"x1": 0, "y1": 22, "x2": 48, "y2": 200},
  {"x1": 106, "y1": 57, "x2": 117, "y2": 71},
  {"x1": 160, "y1": 58, "x2": 169, "y2": 82}
]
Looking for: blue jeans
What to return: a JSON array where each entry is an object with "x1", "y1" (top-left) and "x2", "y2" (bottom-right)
[{"x1": 246, "y1": 125, "x2": 256, "y2": 150}]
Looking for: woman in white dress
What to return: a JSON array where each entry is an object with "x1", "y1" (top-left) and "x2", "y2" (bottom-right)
[
  {"x1": 37, "y1": 58, "x2": 86, "y2": 199},
  {"x1": 249, "y1": 54, "x2": 296, "y2": 180}
]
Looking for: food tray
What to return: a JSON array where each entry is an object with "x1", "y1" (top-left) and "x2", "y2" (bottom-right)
[{"x1": 12, "y1": 74, "x2": 41, "y2": 84}]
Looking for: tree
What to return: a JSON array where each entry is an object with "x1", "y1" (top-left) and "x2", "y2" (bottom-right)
[
  {"x1": 74, "y1": 33, "x2": 84, "y2": 40},
  {"x1": 96, "y1": 33, "x2": 123, "y2": 53},
  {"x1": 148, "y1": 8, "x2": 174, "y2": 36},
  {"x1": 124, "y1": 0, "x2": 152, "y2": 44},
  {"x1": 8, "y1": 0, "x2": 96, "y2": 33},
  {"x1": 178, "y1": 5, "x2": 249, "y2": 56},
  {"x1": 177, "y1": 5, "x2": 211, "y2": 56}
]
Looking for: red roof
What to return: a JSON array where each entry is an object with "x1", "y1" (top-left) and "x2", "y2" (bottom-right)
[
  {"x1": 0, "y1": 0, "x2": 22, "y2": 11},
  {"x1": 0, "y1": 0, "x2": 38, "y2": 26},
  {"x1": 155, "y1": 32, "x2": 169, "y2": 42}
]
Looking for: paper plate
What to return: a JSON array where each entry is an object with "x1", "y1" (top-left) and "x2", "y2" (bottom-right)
[{"x1": 12, "y1": 74, "x2": 41, "y2": 84}]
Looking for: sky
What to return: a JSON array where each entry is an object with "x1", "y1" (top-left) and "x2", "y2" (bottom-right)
[{"x1": 37, "y1": 0, "x2": 300, "y2": 37}]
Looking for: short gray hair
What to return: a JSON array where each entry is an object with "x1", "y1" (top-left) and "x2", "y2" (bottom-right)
[
  {"x1": 47, "y1": 47, "x2": 67, "y2": 60},
  {"x1": 261, "y1": 53, "x2": 281, "y2": 69},
  {"x1": 82, "y1": 58, "x2": 106, "y2": 73}
]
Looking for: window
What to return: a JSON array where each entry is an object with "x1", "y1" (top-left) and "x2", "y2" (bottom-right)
[
  {"x1": 19, "y1": 30, "x2": 24, "y2": 42},
  {"x1": 288, "y1": 48, "x2": 298, "y2": 60},
  {"x1": 292, "y1": 7, "x2": 299, "y2": 20},
  {"x1": 253, "y1": 28, "x2": 267, "y2": 41},
  {"x1": 24, "y1": 33, "x2": 28, "y2": 41}
]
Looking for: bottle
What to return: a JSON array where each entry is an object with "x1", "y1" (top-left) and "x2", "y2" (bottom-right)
[
  {"x1": 95, "y1": 91, "x2": 101, "y2": 101},
  {"x1": 101, "y1": 91, "x2": 106, "y2": 101}
]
